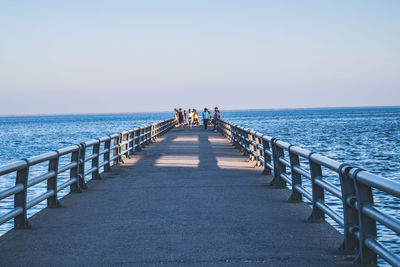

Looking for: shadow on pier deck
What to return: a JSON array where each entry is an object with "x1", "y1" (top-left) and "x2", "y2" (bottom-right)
[{"x1": 0, "y1": 128, "x2": 351, "y2": 266}]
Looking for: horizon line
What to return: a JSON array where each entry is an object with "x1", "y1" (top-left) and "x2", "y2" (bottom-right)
[{"x1": 0, "y1": 104, "x2": 399, "y2": 118}]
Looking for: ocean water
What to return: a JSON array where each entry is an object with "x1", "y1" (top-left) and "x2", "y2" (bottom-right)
[
  {"x1": 0, "y1": 107, "x2": 399, "y2": 265},
  {"x1": 222, "y1": 106, "x2": 400, "y2": 266},
  {"x1": 0, "y1": 112, "x2": 172, "y2": 234}
]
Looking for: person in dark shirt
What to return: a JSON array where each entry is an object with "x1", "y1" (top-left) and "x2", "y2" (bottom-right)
[
  {"x1": 213, "y1": 107, "x2": 221, "y2": 131},
  {"x1": 178, "y1": 108, "x2": 184, "y2": 128}
]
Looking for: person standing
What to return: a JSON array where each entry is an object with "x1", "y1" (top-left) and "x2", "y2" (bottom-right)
[
  {"x1": 174, "y1": 108, "x2": 178, "y2": 125},
  {"x1": 193, "y1": 109, "x2": 199, "y2": 126},
  {"x1": 188, "y1": 109, "x2": 194, "y2": 128},
  {"x1": 213, "y1": 107, "x2": 221, "y2": 131},
  {"x1": 183, "y1": 110, "x2": 188, "y2": 125},
  {"x1": 178, "y1": 108, "x2": 184, "y2": 128},
  {"x1": 202, "y1": 108, "x2": 210, "y2": 129}
]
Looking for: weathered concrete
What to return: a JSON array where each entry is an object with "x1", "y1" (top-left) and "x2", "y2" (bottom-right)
[{"x1": 0, "y1": 128, "x2": 352, "y2": 266}]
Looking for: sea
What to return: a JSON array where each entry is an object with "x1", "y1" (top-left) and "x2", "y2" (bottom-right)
[{"x1": 0, "y1": 107, "x2": 399, "y2": 265}]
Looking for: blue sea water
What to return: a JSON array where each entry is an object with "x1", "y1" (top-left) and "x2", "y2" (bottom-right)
[{"x1": 0, "y1": 107, "x2": 399, "y2": 265}]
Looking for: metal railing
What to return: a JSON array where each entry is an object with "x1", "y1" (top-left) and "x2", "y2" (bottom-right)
[
  {"x1": 217, "y1": 119, "x2": 400, "y2": 266},
  {"x1": 0, "y1": 118, "x2": 175, "y2": 230}
]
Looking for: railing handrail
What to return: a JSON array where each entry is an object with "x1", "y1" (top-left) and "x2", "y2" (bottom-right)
[
  {"x1": 217, "y1": 119, "x2": 400, "y2": 267},
  {"x1": 0, "y1": 118, "x2": 175, "y2": 231}
]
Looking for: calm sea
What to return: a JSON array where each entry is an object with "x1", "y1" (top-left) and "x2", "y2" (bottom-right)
[{"x1": 0, "y1": 107, "x2": 399, "y2": 265}]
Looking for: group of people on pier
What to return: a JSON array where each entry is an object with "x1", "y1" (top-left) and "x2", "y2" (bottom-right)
[{"x1": 174, "y1": 107, "x2": 220, "y2": 130}]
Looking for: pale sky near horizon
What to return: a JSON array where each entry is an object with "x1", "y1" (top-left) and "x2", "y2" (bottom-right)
[{"x1": 0, "y1": 0, "x2": 399, "y2": 115}]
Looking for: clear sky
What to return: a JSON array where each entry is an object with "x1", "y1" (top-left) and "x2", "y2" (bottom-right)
[{"x1": 0, "y1": 0, "x2": 399, "y2": 115}]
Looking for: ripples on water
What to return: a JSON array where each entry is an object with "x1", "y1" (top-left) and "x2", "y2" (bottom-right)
[
  {"x1": 0, "y1": 112, "x2": 171, "y2": 234},
  {"x1": 222, "y1": 107, "x2": 400, "y2": 266},
  {"x1": 0, "y1": 107, "x2": 399, "y2": 265}
]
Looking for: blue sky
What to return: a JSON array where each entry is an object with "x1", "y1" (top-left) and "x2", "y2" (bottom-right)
[{"x1": 0, "y1": 0, "x2": 399, "y2": 115}]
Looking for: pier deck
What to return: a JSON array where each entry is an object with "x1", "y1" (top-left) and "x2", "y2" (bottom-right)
[{"x1": 0, "y1": 128, "x2": 350, "y2": 266}]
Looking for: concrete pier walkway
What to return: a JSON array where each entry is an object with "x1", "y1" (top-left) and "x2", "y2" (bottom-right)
[{"x1": 0, "y1": 128, "x2": 351, "y2": 266}]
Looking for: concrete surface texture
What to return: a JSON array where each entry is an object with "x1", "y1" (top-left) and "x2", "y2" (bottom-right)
[{"x1": 0, "y1": 127, "x2": 352, "y2": 266}]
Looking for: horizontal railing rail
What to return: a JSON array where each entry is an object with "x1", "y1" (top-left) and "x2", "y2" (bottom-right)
[
  {"x1": 217, "y1": 119, "x2": 400, "y2": 267},
  {"x1": 0, "y1": 118, "x2": 175, "y2": 230}
]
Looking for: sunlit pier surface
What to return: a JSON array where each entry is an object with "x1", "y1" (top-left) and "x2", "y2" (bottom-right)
[{"x1": 0, "y1": 126, "x2": 354, "y2": 266}]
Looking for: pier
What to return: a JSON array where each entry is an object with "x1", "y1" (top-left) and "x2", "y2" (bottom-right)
[{"x1": 0, "y1": 119, "x2": 399, "y2": 266}]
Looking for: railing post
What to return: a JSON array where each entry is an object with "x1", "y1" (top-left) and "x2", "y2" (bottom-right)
[
  {"x1": 142, "y1": 127, "x2": 146, "y2": 146},
  {"x1": 245, "y1": 129, "x2": 252, "y2": 157},
  {"x1": 231, "y1": 124, "x2": 235, "y2": 143},
  {"x1": 236, "y1": 127, "x2": 242, "y2": 150},
  {"x1": 121, "y1": 133, "x2": 127, "y2": 160},
  {"x1": 225, "y1": 121, "x2": 232, "y2": 140},
  {"x1": 78, "y1": 144, "x2": 88, "y2": 190},
  {"x1": 14, "y1": 160, "x2": 31, "y2": 229},
  {"x1": 140, "y1": 127, "x2": 145, "y2": 148},
  {"x1": 151, "y1": 124, "x2": 156, "y2": 141},
  {"x1": 144, "y1": 126, "x2": 147, "y2": 145},
  {"x1": 350, "y1": 168, "x2": 377, "y2": 265},
  {"x1": 70, "y1": 148, "x2": 81, "y2": 193},
  {"x1": 338, "y1": 164, "x2": 358, "y2": 253},
  {"x1": 132, "y1": 130, "x2": 137, "y2": 153},
  {"x1": 232, "y1": 125, "x2": 240, "y2": 149},
  {"x1": 255, "y1": 134, "x2": 262, "y2": 167},
  {"x1": 269, "y1": 139, "x2": 286, "y2": 188},
  {"x1": 216, "y1": 119, "x2": 221, "y2": 134},
  {"x1": 240, "y1": 128, "x2": 248, "y2": 155},
  {"x1": 146, "y1": 126, "x2": 151, "y2": 145},
  {"x1": 125, "y1": 132, "x2": 130, "y2": 158},
  {"x1": 248, "y1": 132, "x2": 255, "y2": 161},
  {"x1": 118, "y1": 134, "x2": 124, "y2": 163},
  {"x1": 113, "y1": 135, "x2": 120, "y2": 165},
  {"x1": 144, "y1": 127, "x2": 147, "y2": 145},
  {"x1": 233, "y1": 125, "x2": 239, "y2": 146},
  {"x1": 129, "y1": 130, "x2": 134, "y2": 156},
  {"x1": 104, "y1": 138, "x2": 111, "y2": 172},
  {"x1": 151, "y1": 124, "x2": 155, "y2": 141},
  {"x1": 308, "y1": 155, "x2": 325, "y2": 222},
  {"x1": 261, "y1": 136, "x2": 271, "y2": 175},
  {"x1": 288, "y1": 146, "x2": 302, "y2": 202},
  {"x1": 135, "y1": 128, "x2": 142, "y2": 152},
  {"x1": 227, "y1": 123, "x2": 232, "y2": 142},
  {"x1": 92, "y1": 141, "x2": 101, "y2": 179},
  {"x1": 163, "y1": 121, "x2": 167, "y2": 134},
  {"x1": 47, "y1": 152, "x2": 61, "y2": 207},
  {"x1": 226, "y1": 123, "x2": 231, "y2": 141}
]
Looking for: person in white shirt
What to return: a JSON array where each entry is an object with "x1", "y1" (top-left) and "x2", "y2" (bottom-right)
[{"x1": 188, "y1": 109, "x2": 194, "y2": 128}]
